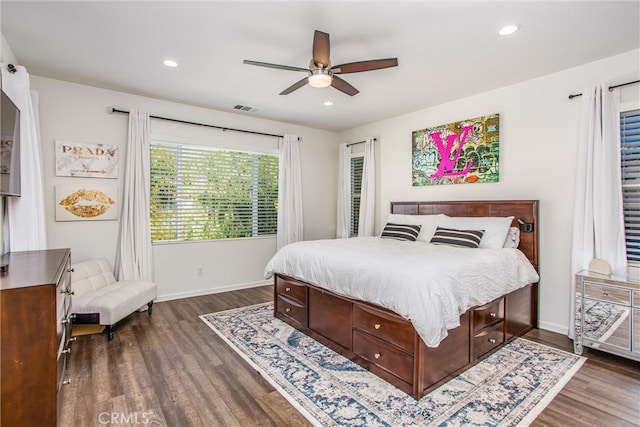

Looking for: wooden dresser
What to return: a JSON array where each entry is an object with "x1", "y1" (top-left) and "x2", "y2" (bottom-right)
[{"x1": 0, "y1": 248, "x2": 73, "y2": 426}]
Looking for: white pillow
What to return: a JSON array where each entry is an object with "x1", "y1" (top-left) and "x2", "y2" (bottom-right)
[
  {"x1": 384, "y1": 214, "x2": 443, "y2": 242},
  {"x1": 503, "y1": 227, "x2": 520, "y2": 248},
  {"x1": 438, "y1": 215, "x2": 514, "y2": 249}
]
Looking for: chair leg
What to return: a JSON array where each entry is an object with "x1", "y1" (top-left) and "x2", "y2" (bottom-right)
[
  {"x1": 107, "y1": 324, "x2": 114, "y2": 340},
  {"x1": 147, "y1": 301, "x2": 153, "y2": 315}
]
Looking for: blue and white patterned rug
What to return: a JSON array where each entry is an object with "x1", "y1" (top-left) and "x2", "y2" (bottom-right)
[{"x1": 200, "y1": 303, "x2": 585, "y2": 427}]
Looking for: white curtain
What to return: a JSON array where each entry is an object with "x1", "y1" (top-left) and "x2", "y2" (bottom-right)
[
  {"x1": 1, "y1": 63, "x2": 47, "y2": 251},
  {"x1": 569, "y1": 85, "x2": 627, "y2": 337},
  {"x1": 358, "y1": 137, "x2": 376, "y2": 237},
  {"x1": 115, "y1": 110, "x2": 153, "y2": 281},
  {"x1": 336, "y1": 143, "x2": 351, "y2": 238},
  {"x1": 276, "y1": 134, "x2": 303, "y2": 250}
]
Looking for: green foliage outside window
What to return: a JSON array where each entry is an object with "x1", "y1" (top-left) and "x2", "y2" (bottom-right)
[{"x1": 150, "y1": 142, "x2": 278, "y2": 242}]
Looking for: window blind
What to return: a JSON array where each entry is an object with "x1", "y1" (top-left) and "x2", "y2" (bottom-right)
[
  {"x1": 150, "y1": 141, "x2": 278, "y2": 242},
  {"x1": 621, "y1": 109, "x2": 640, "y2": 263},
  {"x1": 350, "y1": 156, "x2": 364, "y2": 237}
]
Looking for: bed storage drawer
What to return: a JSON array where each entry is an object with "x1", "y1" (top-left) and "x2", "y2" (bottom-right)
[
  {"x1": 473, "y1": 297, "x2": 504, "y2": 332},
  {"x1": 275, "y1": 276, "x2": 308, "y2": 305},
  {"x1": 473, "y1": 321, "x2": 504, "y2": 359},
  {"x1": 353, "y1": 304, "x2": 414, "y2": 352},
  {"x1": 276, "y1": 294, "x2": 307, "y2": 327},
  {"x1": 353, "y1": 330, "x2": 414, "y2": 384}
]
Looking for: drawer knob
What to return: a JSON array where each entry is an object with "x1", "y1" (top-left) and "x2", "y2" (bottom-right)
[
  {"x1": 374, "y1": 352, "x2": 381, "y2": 359},
  {"x1": 488, "y1": 338, "x2": 496, "y2": 344},
  {"x1": 602, "y1": 291, "x2": 609, "y2": 297},
  {"x1": 62, "y1": 379, "x2": 71, "y2": 385},
  {"x1": 67, "y1": 268, "x2": 75, "y2": 273},
  {"x1": 285, "y1": 287, "x2": 291, "y2": 292},
  {"x1": 69, "y1": 337, "x2": 77, "y2": 342},
  {"x1": 489, "y1": 312, "x2": 496, "y2": 318},
  {"x1": 374, "y1": 323, "x2": 381, "y2": 330},
  {"x1": 62, "y1": 348, "x2": 72, "y2": 354},
  {"x1": 285, "y1": 308, "x2": 291, "y2": 313}
]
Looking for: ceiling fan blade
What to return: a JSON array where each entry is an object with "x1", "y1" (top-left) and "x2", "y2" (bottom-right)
[
  {"x1": 332, "y1": 58, "x2": 398, "y2": 74},
  {"x1": 331, "y1": 76, "x2": 359, "y2": 96},
  {"x1": 243, "y1": 59, "x2": 309, "y2": 73},
  {"x1": 313, "y1": 30, "x2": 330, "y2": 68},
  {"x1": 279, "y1": 77, "x2": 309, "y2": 95}
]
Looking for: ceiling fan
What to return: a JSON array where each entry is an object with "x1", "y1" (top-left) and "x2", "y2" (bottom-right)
[{"x1": 243, "y1": 30, "x2": 398, "y2": 96}]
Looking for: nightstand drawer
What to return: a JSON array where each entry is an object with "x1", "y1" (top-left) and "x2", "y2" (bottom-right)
[
  {"x1": 275, "y1": 277, "x2": 308, "y2": 305},
  {"x1": 473, "y1": 298, "x2": 504, "y2": 332},
  {"x1": 584, "y1": 282, "x2": 631, "y2": 305},
  {"x1": 353, "y1": 304, "x2": 414, "y2": 353},
  {"x1": 353, "y1": 330, "x2": 414, "y2": 384}
]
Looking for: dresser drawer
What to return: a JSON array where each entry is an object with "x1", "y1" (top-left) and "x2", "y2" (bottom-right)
[
  {"x1": 473, "y1": 321, "x2": 504, "y2": 359},
  {"x1": 473, "y1": 298, "x2": 504, "y2": 332},
  {"x1": 276, "y1": 294, "x2": 307, "y2": 327},
  {"x1": 584, "y1": 282, "x2": 630, "y2": 305},
  {"x1": 633, "y1": 291, "x2": 640, "y2": 308},
  {"x1": 353, "y1": 330, "x2": 414, "y2": 384},
  {"x1": 275, "y1": 277, "x2": 308, "y2": 305}
]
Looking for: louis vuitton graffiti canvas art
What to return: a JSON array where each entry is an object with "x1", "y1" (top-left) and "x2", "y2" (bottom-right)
[{"x1": 412, "y1": 114, "x2": 499, "y2": 186}]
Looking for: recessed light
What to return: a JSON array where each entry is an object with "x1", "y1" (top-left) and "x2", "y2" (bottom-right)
[
  {"x1": 498, "y1": 24, "x2": 520, "y2": 36},
  {"x1": 323, "y1": 101, "x2": 334, "y2": 107},
  {"x1": 163, "y1": 59, "x2": 179, "y2": 67}
]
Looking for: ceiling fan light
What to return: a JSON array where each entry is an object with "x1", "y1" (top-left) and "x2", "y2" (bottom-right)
[{"x1": 308, "y1": 73, "x2": 332, "y2": 88}]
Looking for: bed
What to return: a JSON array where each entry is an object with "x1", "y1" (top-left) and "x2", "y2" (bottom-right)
[{"x1": 265, "y1": 200, "x2": 539, "y2": 399}]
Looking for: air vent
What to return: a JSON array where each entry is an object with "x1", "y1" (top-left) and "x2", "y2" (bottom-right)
[{"x1": 233, "y1": 104, "x2": 258, "y2": 112}]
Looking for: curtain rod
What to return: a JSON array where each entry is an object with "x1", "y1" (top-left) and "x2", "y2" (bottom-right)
[
  {"x1": 109, "y1": 108, "x2": 290, "y2": 139},
  {"x1": 347, "y1": 138, "x2": 378, "y2": 147},
  {"x1": 568, "y1": 80, "x2": 640, "y2": 100}
]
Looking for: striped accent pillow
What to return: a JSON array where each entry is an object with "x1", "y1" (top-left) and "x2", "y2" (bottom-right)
[
  {"x1": 430, "y1": 226, "x2": 484, "y2": 248},
  {"x1": 380, "y1": 223, "x2": 421, "y2": 241}
]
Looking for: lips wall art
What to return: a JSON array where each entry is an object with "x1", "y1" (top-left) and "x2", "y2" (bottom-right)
[{"x1": 55, "y1": 185, "x2": 118, "y2": 221}]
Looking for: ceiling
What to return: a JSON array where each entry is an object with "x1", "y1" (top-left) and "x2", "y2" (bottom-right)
[{"x1": 2, "y1": 1, "x2": 639, "y2": 132}]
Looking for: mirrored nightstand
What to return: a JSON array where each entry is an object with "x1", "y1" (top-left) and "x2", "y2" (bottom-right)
[{"x1": 574, "y1": 270, "x2": 640, "y2": 361}]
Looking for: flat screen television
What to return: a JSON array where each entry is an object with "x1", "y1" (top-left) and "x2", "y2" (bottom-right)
[{"x1": 0, "y1": 89, "x2": 21, "y2": 197}]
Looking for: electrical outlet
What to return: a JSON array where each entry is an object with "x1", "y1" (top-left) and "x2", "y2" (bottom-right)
[{"x1": 197, "y1": 266, "x2": 204, "y2": 276}]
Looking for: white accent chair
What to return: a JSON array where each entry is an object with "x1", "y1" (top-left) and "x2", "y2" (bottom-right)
[{"x1": 70, "y1": 258, "x2": 157, "y2": 340}]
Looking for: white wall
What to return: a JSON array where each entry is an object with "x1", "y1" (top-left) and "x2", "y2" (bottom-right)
[
  {"x1": 32, "y1": 76, "x2": 339, "y2": 300},
  {"x1": 338, "y1": 49, "x2": 640, "y2": 335},
  {"x1": 1, "y1": 34, "x2": 18, "y2": 64}
]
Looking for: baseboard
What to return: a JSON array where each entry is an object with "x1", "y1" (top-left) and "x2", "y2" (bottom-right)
[
  {"x1": 156, "y1": 280, "x2": 272, "y2": 302},
  {"x1": 538, "y1": 320, "x2": 568, "y2": 336}
]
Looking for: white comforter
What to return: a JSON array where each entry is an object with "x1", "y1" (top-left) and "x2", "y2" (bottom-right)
[{"x1": 264, "y1": 237, "x2": 540, "y2": 347}]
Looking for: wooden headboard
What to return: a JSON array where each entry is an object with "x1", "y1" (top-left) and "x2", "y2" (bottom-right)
[{"x1": 390, "y1": 200, "x2": 539, "y2": 269}]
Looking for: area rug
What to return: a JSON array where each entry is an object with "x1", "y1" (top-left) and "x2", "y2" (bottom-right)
[{"x1": 200, "y1": 303, "x2": 585, "y2": 427}]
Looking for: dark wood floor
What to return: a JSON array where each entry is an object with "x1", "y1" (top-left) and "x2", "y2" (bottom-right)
[{"x1": 60, "y1": 285, "x2": 640, "y2": 426}]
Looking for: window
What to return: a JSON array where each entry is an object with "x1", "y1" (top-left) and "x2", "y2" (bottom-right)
[
  {"x1": 350, "y1": 155, "x2": 364, "y2": 237},
  {"x1": 150, "y1": 141, "x2": 278, "y2": 242},
  {"x1": 620, "y1": 108, "x2": 640, "y2": 264}
]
